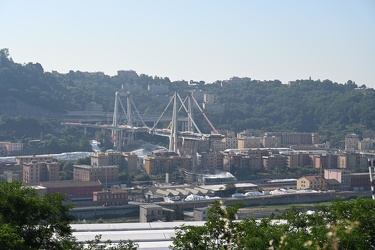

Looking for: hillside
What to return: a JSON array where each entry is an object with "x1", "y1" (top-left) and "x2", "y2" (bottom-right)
[
  {"x1": 1, "y1": 48, "x2": 375, "y2": 147},
  {"x1": 0, "y1": 97, "x2": 57, "y2": 117}
]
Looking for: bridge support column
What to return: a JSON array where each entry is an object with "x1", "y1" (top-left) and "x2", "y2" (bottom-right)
[
  {"x1": 112, "y1": 130, "x2": 123, "y2": 151},
  {"x1": 124, "y1": 131, "x2": 135, "y2": 146}
]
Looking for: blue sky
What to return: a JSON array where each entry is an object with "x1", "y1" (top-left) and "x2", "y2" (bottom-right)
[{"x1": 1, "y1": 0, "x2": 375, "y2": 87}]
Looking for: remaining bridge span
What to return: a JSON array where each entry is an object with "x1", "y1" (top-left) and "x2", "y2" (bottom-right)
[{"x1": 62, "y1": 91, "x2": 223, "y2": 152}]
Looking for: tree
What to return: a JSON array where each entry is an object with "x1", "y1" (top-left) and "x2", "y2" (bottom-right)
[
  {"x1": 85, "y1": 235, "x2": 138, "y2": 250},
  {"x1": 0, "y1": 181, "x2": 139, "y2": 250},
  {"x1": 0, "y1": 181, "x2": 77, "y2": 249},
  {"x1": 77, "y1": 156, "x2": 91, "y2": 165},
  {"x1": 172, "y1": 201, "x2": 248, "y2": 250},
  {"x1": 171, "y1": 198, "x2": 375, "y2": 249}
]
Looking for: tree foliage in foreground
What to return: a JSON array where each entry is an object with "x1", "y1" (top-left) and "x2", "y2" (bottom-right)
[
  {"x1": 0, "y1": 181, "x2": 76, "y2": 249},
  {"x1": 0, "y1": 181, "x2": 138, "y2": 249},
  {"x1": 171, "y1": 197, "x2": 375, "y2": 250}
]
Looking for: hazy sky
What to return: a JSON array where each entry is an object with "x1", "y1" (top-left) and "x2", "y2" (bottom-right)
[{"x1": 1, "y1": 1, "x2": 375, "y2": 87}]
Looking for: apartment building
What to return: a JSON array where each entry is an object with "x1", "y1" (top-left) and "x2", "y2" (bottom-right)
[
  {"x1": 262, "y1": 155, "x2": 287, "y2": 170},
  {"x1": 311, "y1": 153, "x2": 338, "y2": 169},
  {"x1": 210, "y1": 139, "x2": 227, "y2": 152},
  {"x1": 358, "y1": 138, "x2": 375, "y2": 150},
  {"x1": 93, "y1": 188, "x2": 128, "y2": 206},
  {"x1": 201, "y1": 152, "x2": 224, "y2": 172},
  {"x1": 297, "y1": 176, "x2": 327, "y2": 191},
  {"x1": 16, "y1": 155, "x2": 54, "y2": 165},
  {"x1": 144, "y1": 153, "x2": 192, "y2": 175},
  {"x1": 324, "y1": 169, "x2": 351, "y2": 190},
  {"x1": 23, "y1": 160, "x2": 60, "y2": 184},
  {"x1": 91, "y1": 151, "x2": 124, "y2": 167},
  {"x1": 238, "y1": 137, "x2": 262, "y2": 149},
  {"x1": 73, "y1": 165, "x2": 119, "y2": 183},
  {"x1": 223, "y1": 136, "x2": 238, "y2": 149},
  {"x1": 91, "y1": 151, "x2": 138, "y2": 174},
  {"x1": 263, "y1": 132, "x2": 319, "y2": 146},
  {"x1": 223, "y1": 153, "x2": 263, "y2": 173},
  {"x1": 345, "y1": 133, "x2": 359, "y2": 150},
  {"x1": 0, "y1": 141, "x2": 23, "y2": 155},
  {"x1": 223, "y1": 154, "x2": 241, "y2": 173},
  {"x1": 338, "y1": 153, "x2": 368, "y2": 169},
  {"x1": 286, "y1": 153, "x2": 311, "y2": 168},
  {"x1": 123, "y1": 152, "x2": 138, "y2": 173},
  {"x1": 262, "y1": 136, "x2": 281, "y2": 148},
  {"x1": 282, "y1": 132, "x2": 316, "y2": 146},
  {"x1": 237, "y1": 129, "x2": 264, "y2": 138}
]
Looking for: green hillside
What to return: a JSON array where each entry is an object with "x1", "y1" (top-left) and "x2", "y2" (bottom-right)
[{"x1": 1, "y1": 48, "x2": 374, "y2": 149}]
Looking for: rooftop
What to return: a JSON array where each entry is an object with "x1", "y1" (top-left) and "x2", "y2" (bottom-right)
[
  {"x1": 73, "y1": 165, "x2": 118, "y2": 169},
  {"x1": 30, "y1": 180, "x2": 102, "y2": 188}
]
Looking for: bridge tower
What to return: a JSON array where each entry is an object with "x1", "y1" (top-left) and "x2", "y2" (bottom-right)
[
  {"x1": 112, "y1": 90, "x2": 135, "y2": 150},
  {"x1": 169, "y1": 92, "x2": 178, "y2": 153},
  {"x1": 187, "y1": 92, "x2": 194, "y2": 132}
]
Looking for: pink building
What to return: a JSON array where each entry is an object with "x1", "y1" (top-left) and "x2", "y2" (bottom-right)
[{"x1": 324, "y1": 169, "x2": 351, "y2": 190}]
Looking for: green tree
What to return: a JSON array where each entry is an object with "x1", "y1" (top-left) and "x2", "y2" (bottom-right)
[
  {"x1": 77, "y1": 156, "x2": 91, "y2": 165},
  {"x1": 85, "y1": 235, "x2": 138, "y2": 250},
  {"x1": 171, "y1": 198, "x2": 375, "y2": 250},
  {"x1": 0, "y1": 181, "x2": 76, "y2": 249},
  {"x1": 0, "y1": 181, "x2": 139, "y2": 250}
]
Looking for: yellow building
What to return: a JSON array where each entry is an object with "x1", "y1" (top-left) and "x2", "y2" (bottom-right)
[{"x1": 297, "y1": 176, "x2": 327, "y2": 191}]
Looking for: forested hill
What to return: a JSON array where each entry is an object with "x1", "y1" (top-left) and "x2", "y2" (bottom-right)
[{"x1": 1, "y1": 48, "x2": 375, "y2": 147}]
